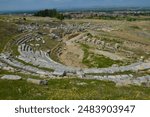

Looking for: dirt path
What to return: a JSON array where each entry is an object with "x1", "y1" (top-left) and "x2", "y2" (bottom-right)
[{"x1": 59, "y1": 33, "x2": 87, "y2": 68}]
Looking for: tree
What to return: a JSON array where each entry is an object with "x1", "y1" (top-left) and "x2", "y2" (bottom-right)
[
  {"x1": 34, "y1": 9, "x2": 64, "y2": 20},
  {"x1": 56, "y1": 14, "x2": 64, "y2": 21}
]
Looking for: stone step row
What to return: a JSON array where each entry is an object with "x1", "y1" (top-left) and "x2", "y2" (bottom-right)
[
  {"x1": 20, "y1": 44, "x2": 33, "y2": 52},
  {"x1": 18, "y1": 48, "x2": 79, "y2": 73},
  {"x1": 83, "y1": 62, "x2": 150, "y2": 74},
  {"x1": 17, "y1": 42, "x2": 150, "y2": 76},
  {"x1": 86, "y1": 74, "x2": 150, "y2": 87},
  {"x1": 16, "y1": 33, "x2": 42, "y2": 45},
  {"x1": 16, "y1": 34, "x2": 33, "y2": 45},
  {"x1": 0, "y1": 53, "x2": 53, "y2": 77}
]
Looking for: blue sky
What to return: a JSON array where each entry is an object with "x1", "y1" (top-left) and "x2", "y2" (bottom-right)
[{"x1": 0, "y1": 0, "x2": 150, "y2": 11}]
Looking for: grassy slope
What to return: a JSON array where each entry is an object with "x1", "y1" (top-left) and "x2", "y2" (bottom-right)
[
  {"x1": 81, "y1": 44, "x2": 122, "y2": 68},
  {"x1": 0, "y1": 78, "x2": 150, "y2": 100},
  {"x1": 0, "y1": 21, "x2": 19, "y2": 52}
]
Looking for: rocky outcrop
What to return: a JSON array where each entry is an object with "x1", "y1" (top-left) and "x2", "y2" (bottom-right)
[
  {"x1": 1, "y1": 75, "x2": 21, "y2": 80},
  {"x1": 27, "y1": 78, "x2": 48, "y2": 85}
]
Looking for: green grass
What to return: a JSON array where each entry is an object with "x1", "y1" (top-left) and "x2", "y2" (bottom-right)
[
  {"x1": 81, "y1": 43, "x2": 122, "y2": 68},
  {"x1": 89, "y1": 54, "x2": 122, "y2": 68},
  {"x1": 0, "y1": 80, "x2": 48, "y2": 100},
  {"x1": 0, "y1": 21, "x2": 19, "y2": 52},
  {"x1": 0, "y1": 78, "x2": 150, "y2": 100},
  {"x1": 11, "y1": 45, "x2": 20, "y2": 56},
  {"x1": 130, "y1": 26, "x2": 141, "y2": 30}
]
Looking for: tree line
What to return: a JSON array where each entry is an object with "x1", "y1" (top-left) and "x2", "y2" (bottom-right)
[{"x1": 34, "y1": 9, "x2": 64, "y2": 20}]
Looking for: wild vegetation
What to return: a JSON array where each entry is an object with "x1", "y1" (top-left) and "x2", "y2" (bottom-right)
[
  {"x1": 34, "y1": 9, "x2": 64, "y2": 20},
  {"x1": 0, "y1": 78, "x2": 150, "y2": 100},
  {"x1": 81, "y1": 44, "x2": 122, "y2": 68},
  {"x1": 0, "y1": 21, "x2": 19, "y2": 52}
]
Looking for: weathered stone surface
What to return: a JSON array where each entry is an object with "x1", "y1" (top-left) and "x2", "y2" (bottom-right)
[
  {"x1": 1, "y1": 75, "x2": 21, "y2": 80},
  {"x1": 27, "y1": 78, "x2": 48, "y2": 85},
  {"x1": 87, "y1": 74, "x2": 150, "y2": 87},
  {"x1": 53, "y1": 70, "x2": 65, "y2": 77},
  {"x1": 83, "y1": 62, "x2": 150, "y2": 74},
  {"x1": 0, "y1": 53, "x2": 53, "y2": 76},
  {"x1": 132, "y1": 75, "x2": 150, "y2": 87},
  {"x1": 76, "y1": 82, "x2": 88, "y2": 86},
  {"x1": 76, "y1": 70, "x2": 85, "y2": 78}
]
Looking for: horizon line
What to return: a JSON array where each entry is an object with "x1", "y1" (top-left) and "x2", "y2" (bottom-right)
[{"x1": 0, "y1": 6, "x2": 150, "y2": 12}]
